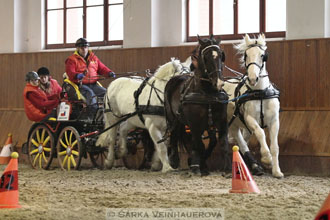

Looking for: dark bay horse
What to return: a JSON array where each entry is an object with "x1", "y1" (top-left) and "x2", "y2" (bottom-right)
[{"x1": 164, "y1": 36, "x2": 230, "y2": 175}]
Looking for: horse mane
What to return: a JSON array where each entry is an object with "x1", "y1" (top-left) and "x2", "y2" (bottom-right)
[
  {"x1": 152, "y1": 58, "x2": 182, "y2": 81},
  {"x1": 234, "y1": 34, "x2": 267, "y2": 67}
]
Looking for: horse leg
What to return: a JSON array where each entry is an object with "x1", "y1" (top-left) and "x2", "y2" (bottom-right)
[
  {"x1": 204, "y1": 129, "x2": 216, "y2": 159},
  {"x1": 245, "y1": 115, "x2": 272, "y2": 168},
  {"x1": 139, "y1": 131, "x2": 154, "y2": 170},
  {"x1": 190, "y1": 130, "x2": 207, "y2": 175},
  {"x1": 268, "y1": 120, "x2": 284, "y2": 178},
  {"x1": 117, "y1": 122, "x2": 134, "y2": 159},
  {"x1": 168, "y1": 124, "x2": 183, "y2": 169},
  {"x1": 216, "y1": 113, "x2": 231, "y2": 172},
  {"x1": 145, "y1": 120, "x2": 173, "y2": 173},
  {"x1": 230, "y1": 125, "x2": 264, "y2": 175},
  {"x1": 96, "y1": 112, "x2": 118, "y2": 169}
]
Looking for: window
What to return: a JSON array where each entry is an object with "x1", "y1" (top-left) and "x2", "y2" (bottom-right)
[
  {"x1": 187, "y1": 0, "x2": 286, "y2": 41},
  {"x1": 46, "y1": 0, "x2": 123, "y2": 49}
]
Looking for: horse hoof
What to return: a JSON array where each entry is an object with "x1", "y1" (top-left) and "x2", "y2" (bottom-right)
[
  {"x1": 273, "y1": 171, "x2": 284, "y2": 178},
  {"x1": 151, "y1": 163, "x2": 162, "y2": 172},
  {"x1": 169, "y1": 156, "x2": 180, "y2": 169},
  {"x1": 161, "y1": 167, "x2": 175, "y2": 173},
  {"x1": 190, "y1": 165, "x2": 200, "y2": 175},
  {"x1": 105, "y1": 159, "x2": 114, "y2": 169},
  {"x1": 187, "y1": 157, "x2": 192, "y2": 167},
  {"x1": 201, "y1": 170, "x2": 210, "y2": 176},
  {"x1": 251, "y1": 163, "x2": 264, "y2": 176}
]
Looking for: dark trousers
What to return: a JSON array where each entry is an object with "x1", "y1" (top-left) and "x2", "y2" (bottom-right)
[{"x1": 79, "y1": 84, "x2": 106, "y2": 110}]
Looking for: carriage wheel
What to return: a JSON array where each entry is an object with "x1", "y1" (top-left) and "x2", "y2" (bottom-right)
[
  {"x1": 28, "y1": 125, "x2": 55, "y2": 170},
  {"x1": 89, "y1": 148, "x2": 108, "y2": 169},
  {"x1": 57, "y1": 126, "x2": 83, "y2": 171}
]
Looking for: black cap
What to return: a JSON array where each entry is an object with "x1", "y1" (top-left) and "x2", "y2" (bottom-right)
[
  {"x1": 37, "y1": 67, "x2": 50, "y2": 76},
  {"x1": 25, "y1": 71, "x2": 40, "y2": 82},
  {"x1": 75, "y1": 38, "x2": 89, "y2": 47}
]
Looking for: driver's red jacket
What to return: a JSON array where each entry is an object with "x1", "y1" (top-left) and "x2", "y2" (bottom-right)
[{"x1": 65, "y1": 50, "x2": 111, "y2": 84}]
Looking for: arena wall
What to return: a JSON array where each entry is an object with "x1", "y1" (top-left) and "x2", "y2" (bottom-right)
[{"x1": 0, "y1": 38, "x2": 329, "y2": 174}]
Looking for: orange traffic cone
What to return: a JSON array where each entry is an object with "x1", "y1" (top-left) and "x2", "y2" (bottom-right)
[
  {"x1": 229, "y1": 145, "x2": 260, "y2": 193},
  {"x1": 315, "y1": 193, "x2": 330, "y2": 220},
  {"x1": 0, "y1": 152, "x2": 21, "y2": 208},
  {"x1": 0, "y1": 133, "x2": 13, "y2": 165}
]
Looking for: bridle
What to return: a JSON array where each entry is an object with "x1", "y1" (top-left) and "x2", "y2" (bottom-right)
[
  {"x1": 244, "y1": 44, "x2": 269, "y2": 82},
  {"x1": 199, "y1": 44, "x2": 224, "y2": 82}
]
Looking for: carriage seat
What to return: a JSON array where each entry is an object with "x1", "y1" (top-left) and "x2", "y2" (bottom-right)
[
  {"x1": 61, "y1": 78, "x2": 86, "y2": 103},
  {"x1": 61, "y1": 74, "x2": 104, "y2": 121}
]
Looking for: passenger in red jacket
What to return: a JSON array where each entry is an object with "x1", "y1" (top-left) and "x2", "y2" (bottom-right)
[
  {"x1": 23, "y1": 71, "x2": 58, "y2": 122},
  {"x1": 37, "y1": 67, "x2": 62, "y2": 106},
  {"x1": 65, "y1": 38, "x2": 115, "y2": 113}
]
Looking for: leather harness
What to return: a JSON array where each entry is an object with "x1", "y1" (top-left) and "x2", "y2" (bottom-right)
[{"x1": 228, "y1": 78, "x2": 280, "y2": 133}]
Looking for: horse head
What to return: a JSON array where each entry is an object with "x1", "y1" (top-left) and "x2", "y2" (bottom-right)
[
  {"x1": 192, "y1": 35, "x2": 225, "y2": 89},
  {"x1": 153, "y1": 58, "x2": 184, "y2": 82},
  {"x1": 236, "y1": 34, "x2": 268, "y2": 86}
]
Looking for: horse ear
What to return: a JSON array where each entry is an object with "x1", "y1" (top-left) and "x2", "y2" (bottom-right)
[
  {"x1": 244, "y1": 34, "x2": 251, "y2": 45},
  {"x1": 216, "y1": 37, "x2": 221, "y2": 45},
  {"x1": 261, "y1": 33, "x2": 266, "y2": 40},
  {"x1": 197, "y1": 35, "x2": 204, "y2": 45},
  {"x1": 258, "y1": 33, "x2": 267, "y2": 47}
]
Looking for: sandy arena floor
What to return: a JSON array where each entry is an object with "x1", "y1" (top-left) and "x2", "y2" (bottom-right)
[{"x1": 0, "y1": 162, "x2": 329, "y2": 220}]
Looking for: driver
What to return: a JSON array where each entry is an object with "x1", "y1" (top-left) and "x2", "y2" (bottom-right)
[{"x1": 65, "y1": 38, "x2": 116, "y2": 114}]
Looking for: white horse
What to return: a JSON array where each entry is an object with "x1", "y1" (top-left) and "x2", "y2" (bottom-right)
[
  {"x1": 96, "y1": 58, "x2": 187, "y2": 172},
  {"x1": 223, "y1": 34, "x2": 284, "y2": 178}
]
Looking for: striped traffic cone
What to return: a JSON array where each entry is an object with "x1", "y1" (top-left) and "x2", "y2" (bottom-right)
[
  {"x1": 0, "y1": 152, "x2": 21, "y2": 208},
  {"x1": 0, "y1": 133, "x2": 13, "y2": 165},
  {"x1": 229, "y1": 146, "x2": 260, "y2": 194}
]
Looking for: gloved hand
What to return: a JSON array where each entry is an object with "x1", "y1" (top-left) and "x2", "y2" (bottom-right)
[
  {"x1": 108, "y1": 71, "x2": 116, "y2": 78},
  {"x1": 77, "y1": 73, "x2": 85, "y2": 80}
]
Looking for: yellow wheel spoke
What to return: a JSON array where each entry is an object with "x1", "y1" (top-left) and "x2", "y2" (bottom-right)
[
  {"x1": 36, "y1": 130, "x2": 41, "y2": 143},
  {"x1": 43, "y1": 136, "x2": 50, "y2": 146},
  {"x1": 67, "y1": 156, "x2": 71, "y2": 171},
  {"x1": 43, "y1": 147, "x2": 51, "y2": 152},
  {"x1": 60, "y1": 139, "x2": 68, "y2": 148},
  {"x1": 71, "y1": 140, "x2": 78, "y2": 148},
  {"x1": 39, "y1": 154, "x2": 42, "y2": 168},
  {"x1": 65, "y1": 131, "x2": 69, "y2": 146},
  {"x1": 58, "y1": 151, "x2": 67, "y2": 156},
  {"x1": 62, "y1": 155, "x2": 68, "y2": 167},
  {"x1": 31, "y1": 138, "x2": 39, "y2": 147},
  {"x1": 70, "y1": 155, "x2": 76, "y2": 167},
  {"x1": 69, "y1": 131, "x2": 73, "y2": 145},
  {"x1": 29, "y1": 149, "x2": 39, "y2": 155},
  {"x1": 42, "y1": 152, "x2": 48, "y2": 163},
  {"x1": 41, "y1": 129, "x2": 45, "y2": 143},
  {"x1": 71, "y1": 150, "x2": 79, "y2": 156},
  {"x1": 33, "y1": 153, "x2": 40, "y2": 166}
]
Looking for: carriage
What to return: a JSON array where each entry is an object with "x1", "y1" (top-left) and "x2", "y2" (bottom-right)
[{"x1": 23, "y1": 77, "x2": 152, "y2": 171}]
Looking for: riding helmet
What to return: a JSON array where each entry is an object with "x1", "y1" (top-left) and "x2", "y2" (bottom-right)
[
  {"x1": 37, "y1": 67, "x2": 50, "y2": 76},
  {"x1": 75, "y1": 38, "x2": 90, "y2": 47},
  {"x1": 25, "y1": 71, "x2": 40, "y2": 82}
]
